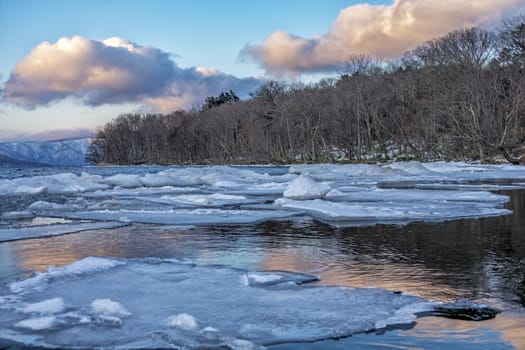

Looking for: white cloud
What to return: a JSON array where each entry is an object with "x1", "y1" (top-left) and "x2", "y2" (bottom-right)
[
  {"x1": 241, "y1": 0, "x2": 524, "y2": 75},
  {"x1": 2, "y1": 36, "x2": 261, "y2": 112},
  {"x1": 195, "y1": 67, "x2": 221, "y2": 77}
]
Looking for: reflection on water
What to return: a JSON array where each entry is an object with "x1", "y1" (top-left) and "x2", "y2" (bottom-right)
[{"x1": 0, "y1": 191, "x2": 524, "y2": 349}]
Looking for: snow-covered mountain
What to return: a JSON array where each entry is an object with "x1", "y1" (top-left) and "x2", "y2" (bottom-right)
[{"x1": 0, "y1": 138, "x2": 92, "y2": 167}]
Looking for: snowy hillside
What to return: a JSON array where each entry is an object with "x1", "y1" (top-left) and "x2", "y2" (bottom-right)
[{"x1": 0, "y1": 138, "x2": 92, "y2": 166}]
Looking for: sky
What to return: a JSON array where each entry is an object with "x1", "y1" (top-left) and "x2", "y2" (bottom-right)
[{"x1": 0, "y1": 0, "x2": 524, "y2": 141}]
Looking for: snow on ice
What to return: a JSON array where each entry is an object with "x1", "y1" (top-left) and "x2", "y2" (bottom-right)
[
  {"x1": 91, "y1": 299, "x2": 132, "y2": 318},
  {"x1": 21, "y1": 298, "x2": 66, "y2": 315}
]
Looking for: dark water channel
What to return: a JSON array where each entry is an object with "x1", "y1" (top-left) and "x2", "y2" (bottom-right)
[{"x1": 1, "y1": 190, "x2": 524, "y2": 349}]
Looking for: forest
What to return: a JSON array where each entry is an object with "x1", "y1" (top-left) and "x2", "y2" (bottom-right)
[{"x1": 88, "y1": 15, "x2": 525, "y2": 165}]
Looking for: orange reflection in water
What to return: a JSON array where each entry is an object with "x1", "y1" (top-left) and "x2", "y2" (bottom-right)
[
  {"x1": 261, "y1": 247, "x2": 323, "y2": 274},
  {"x1": 12, "y1": 228, "x2": 130, "y2": 273},
  {"x1": 495, "y1": 314, "x2": 525, "y2": 349},
  {"x1": 259, "y1": 246, "x2": 469, "y2": 301}
]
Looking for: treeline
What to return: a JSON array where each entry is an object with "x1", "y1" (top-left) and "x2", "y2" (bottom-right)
[{"x1": 88, "y1": 16, "x2": 525, "y2": 165}]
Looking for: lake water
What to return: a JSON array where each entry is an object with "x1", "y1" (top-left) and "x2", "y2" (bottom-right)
[{"x1": 0, "y1": 164, "x2": 524, "y2": 349}]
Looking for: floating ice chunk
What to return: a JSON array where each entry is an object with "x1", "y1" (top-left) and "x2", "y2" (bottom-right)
[
  {"x1": 214, "y1": 180, "x2": 245, "y2": 188},
  {"x1": 150, "y1": 225, "x2": 196, "y2": 231},
  {"x1": 0, "y1": 183, "x2": 46, "y2": 195},
  {"x1": 415, "y1": 183, "x2": 523, "y2": 191},
  {"x1": 289, "y1": 163, "x2": 403, "y2": 180},
  {"x1": 322, "y1": 189, "x2": 509, "y2": 203},
  {"x1": 254, "y1": 182, "x2": 289, "y2": 190},
  {"x1": 283, "y1": 175, "x2": 331, "y2": 200},
  {"x1": 91, "y1": 299, "x2": 131, "y2": 317},
  {"x1": 0, "y1": 222, "x2": 128, "y2": 243},
  {"x1": 167, "y1": 313, "x2": 199, "y2": 331},
  {"x1": 0, "y1": 173, "x2": 108, "y2": 196},
  {"x1": 275, "y1": 198, "x2": 510, "y2": 224},
  {"x1": 246, "y1": 273, "x2": 281, "y2": 285},
  {"x1": 0, "y1": 258, "x2": 499, "y2": 349},
  {"x1": 244, "y1": 271, "x2": 320, "y2": 287},
  {"x1": 101, "y1": 174, "x2": 143, "y2": 188},
  {"x1": 324, "y1": 189, "x2": 346, "y2": 200},
  {"x1": 431, "y1": 299, "x2": 500, "y2": 321},
  {"x1": 1, "y1": 211, "x2": 34, "y2": 220},
  {"x1": 156, "y1": 166, "x2": 272, "y2": 189},
  {"x1": 375, "y1": 301, "x2": 435, "y2": 329},
  {"x1": 228, "y1": 337, "x2": 262, "y2": 350},
  {"x1": 422, "y1": 161, "x2": 490, "y2": 173},
  {"x1": 383, "y1": 162, "x2": 433, "y2": 175},
  {"x1": 140, "y1": 173, "x2": 178, "y2": 187},
  {"x1": 276, "y1": 198, "x2": 400, "y2": 221},
  {"x1": 95, "y1": 315, "x2": 123, "y2": 327},
  {"x1": 156, "y1": 193, "x2": 249, "y2": 207},
  {"x1": 83, "y1": 185, "x2": 195, "y2": 199},
  {"x1": 53, "y1": 257, "x2": 125, "y2": 279},
  {"x1": 15, "y1": 316, "x2": 58, "y2": 331},
  {"x1": 21, "y1": 298, "x2": 66, "y2": 314},
  {"x1": 202, "y1": 326, "x2": 219, "y2": 333},
  {"x1": 63, "y1": 209, "x2": 300, "y2": 225},
  {"x1": 10, "y1": 257, "x2": 125, "y2": 294},
  {"x1": 29, "y1": 200, "x2": 82, "y2": 212}
]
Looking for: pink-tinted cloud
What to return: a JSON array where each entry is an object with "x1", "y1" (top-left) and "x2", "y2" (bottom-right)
[
  {"x1": 2, "y1": 36, "x2": 261, "y2": 112},
  {"x1": 241, "y1": 0, "x2": 525, "y2": 75}
]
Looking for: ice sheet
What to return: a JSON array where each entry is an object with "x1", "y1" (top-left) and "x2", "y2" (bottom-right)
[
  {"x1": 149, "y1": 193, "x2": 251, "y2": 207},
  {"x1": 0, "y1": 222, "x2": 128, "y2": 242},
  {"x1": 275, "y1": 198, "x2": 511, "y2": 224},
  {"x1": 1, "y1": 162, "x2": 524, "y2": 229},
  {"x1": 0, "y1": 172, "x2": 109, "y2": 195},
  {"x1": 0, "y1": 257, "x2": 497, "y2": 349},
  {"x1": 321, "y1": 188, "x2": 509, "y2": 203},
  {"x1": 61, "y1": 209, "x2": 302, "y2": 225},
  {"x1": 100, "y1": 174, "x2": 143, "y2": 188}
]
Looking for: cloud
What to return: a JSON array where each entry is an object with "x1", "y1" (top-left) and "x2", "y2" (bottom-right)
[
  {"x1": 143, "y1": 67, "x2": 261, "y2": 113},
  {"x1": 2, "y1": 36, "x2": 262, "y2": 112},
  {"x1": 241, "y1": 0, "x2": 524, "y2": 75}
]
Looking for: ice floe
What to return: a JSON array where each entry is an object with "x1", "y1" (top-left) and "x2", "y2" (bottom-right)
[
  {"x1": 91, "y1": 299, "x2": 131, "y2": 318},
  {"x1": 149, "y1": 193, "x2": 251, "y2": 207},
  {"x1": 0, "y1": 222, "x2": 128, "y2": 243},
  {"x1": 283, "y1": 175, "x2": 332, "y2": 200},
  {"x1": 275, "y1": 198, "x2": 511, "y2": 224},
  {"x1": 100, "y1": 174, "x2": 143, "y2": 188},
  {"x1": 9, "y1": 257, "x2": 125, "y2": 294},
  {"x1": 244, "y1": 271, "x2": 320, "y2": 287},
  {"x1": 1, "y1": 211, "x2": 34, "y2": 220},
  {"x1": 167, "y1": 313, "x2": 199, "y2": 331},
  {"x1": 21, "y1": 298, "x2": 66, "y2": 314},
  {"x1": 60, "y1": 208, "x2": 301, "y2": 225},
  {"x1": 1, "y1": 162, "x2": 525, "y2": 231},
  {"x1": 15, "y1": 316, "x2": 58, "y2": 331},
  {"x1": 0, "y1": 257, "x2": 498, "y2": 349}
]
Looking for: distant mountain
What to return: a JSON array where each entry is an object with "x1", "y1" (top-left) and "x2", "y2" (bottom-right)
[
  {"x1": 0, "y1": 138, "x2": 92, "y2": 167},
  {"x1": 0, "y1": 153, "x2": 46, "y2": 167}
]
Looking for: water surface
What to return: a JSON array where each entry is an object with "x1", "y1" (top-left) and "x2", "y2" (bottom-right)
[{"x1": 0, "y1": 165, "x2": 524, "y2": 349}]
